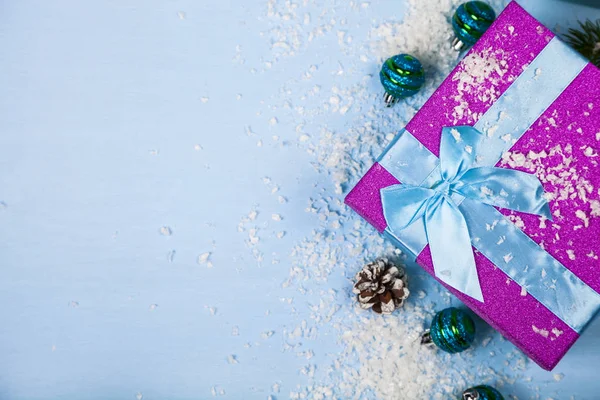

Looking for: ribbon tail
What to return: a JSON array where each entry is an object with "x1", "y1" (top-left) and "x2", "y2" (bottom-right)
[
  {"x1": 458, "y1": 166, "x2": 553, "y2": 220},
  {"x1": 425, "y1": 195, "x2": 484, "y2": 302}
]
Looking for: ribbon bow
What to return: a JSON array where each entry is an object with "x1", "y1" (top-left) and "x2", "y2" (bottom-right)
[{"x1": 381, "y1": 126, "x2": 552, "y2": 302}]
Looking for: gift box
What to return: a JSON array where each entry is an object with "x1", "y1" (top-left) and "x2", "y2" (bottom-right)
[{"x1": 345, "y1": 1, "x2": 600, "y2": 370}]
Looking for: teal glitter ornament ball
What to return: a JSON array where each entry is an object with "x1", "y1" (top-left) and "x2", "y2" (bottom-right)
[
  {"x1": 462, "y1": 385, "x2": 505, "y2": 400},
  {"x1": 421, "y1": 307, "x2": 476, "y2": 353},
  {"x1": 379, "y1": 53, "x2": 425, "y2": 107},
  {"x1": 452, "y1": 1, "x2": 496, "y2": 51}
]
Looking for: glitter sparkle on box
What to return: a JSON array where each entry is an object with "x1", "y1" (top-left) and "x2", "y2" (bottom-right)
[{"x1": 344, "y1": 0, "x2": 600, "y2": 381}]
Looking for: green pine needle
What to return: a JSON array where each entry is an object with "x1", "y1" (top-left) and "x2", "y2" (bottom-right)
[{"x1": 564, "y1": 19, "x2": 600, "y2": 68}]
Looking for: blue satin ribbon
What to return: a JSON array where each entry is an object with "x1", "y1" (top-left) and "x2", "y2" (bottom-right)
[
  {"x1": 376, "y1": 37, "x2": 600, "y2": 333},
  {"x1": 382, "y1": 126, "x2": 551, "y2": 302}
]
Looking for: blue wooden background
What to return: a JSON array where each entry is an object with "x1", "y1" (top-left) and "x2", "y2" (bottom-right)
[{"x1": 1, "y1": 1, "x2": 599, "y2": 399}]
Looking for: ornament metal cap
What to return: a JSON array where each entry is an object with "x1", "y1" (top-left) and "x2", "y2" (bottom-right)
[
  {"x1": 420, "y1": 307, "x2": 476, "y2": 353},
  {"x1": 461, "y1": 385, "x2": 504, "y2": 400},
  {"x1": 462, "y1": 389, "x2": 480, "y2": 400},
  {"x1": 451, "y1": 1, "x2": 496, "y2": 51},
  {"x1": 452, "y1": 37, "x2": 467, "y2": 52},
  {"x1": 419, "y1": 329, "x2": 436, "y2": 347},
  {"x1": 383, "y1": 92, "x2": 397, "y2": 107}
]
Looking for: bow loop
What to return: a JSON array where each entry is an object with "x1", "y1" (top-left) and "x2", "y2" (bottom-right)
[
  {"x1": 457, "y1": 166, "x2": 553, "y2": 220},
  {"x1": 381, "y1": 186, "x2": 435, "y2": 231},
  {"x1": 440, "y1": 126, "x2": 485, "y2": 182},
  {"x1": 381, "y1": 126, "x2": 551, "y2": 302}
]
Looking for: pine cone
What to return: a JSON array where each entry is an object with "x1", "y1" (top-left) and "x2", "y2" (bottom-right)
[{"x1": 352, "y1": 258, "x2": 409, "y2": 314}]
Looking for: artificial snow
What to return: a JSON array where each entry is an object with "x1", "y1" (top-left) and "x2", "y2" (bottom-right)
[{"x1": 220, "y1": 0, "x2": 583, "y2": 397}]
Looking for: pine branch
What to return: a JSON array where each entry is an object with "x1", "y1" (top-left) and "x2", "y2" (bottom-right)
[{"x1": 564, "y1": 19, "x2": 600, "y2": 68}]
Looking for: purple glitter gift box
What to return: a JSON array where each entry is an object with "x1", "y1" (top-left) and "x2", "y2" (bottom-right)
[{"x1": 345, "y1": 1, "x2": 600, "y2": 370}]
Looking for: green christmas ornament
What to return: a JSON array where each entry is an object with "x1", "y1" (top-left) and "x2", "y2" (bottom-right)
[
  {"x1": 379, "y1": 53, "x2": 425, "y2": 107},
  {"x1": 564, "y1": 19, "x2": 600, "y2": 68},
  {"x1": 462, "y1": 385, "x2": 504, "y2": 400},
  {"x1": 451, "y1": 1, "x2": 496, "y2": 51},
  {"x1": 421, "y1": 307, "x2": 476, "y2": 353}
]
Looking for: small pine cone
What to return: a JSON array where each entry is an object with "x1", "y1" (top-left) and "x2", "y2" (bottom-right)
[{"x1": 352, "y1": 258, "x2": 409, "y2": 314}]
